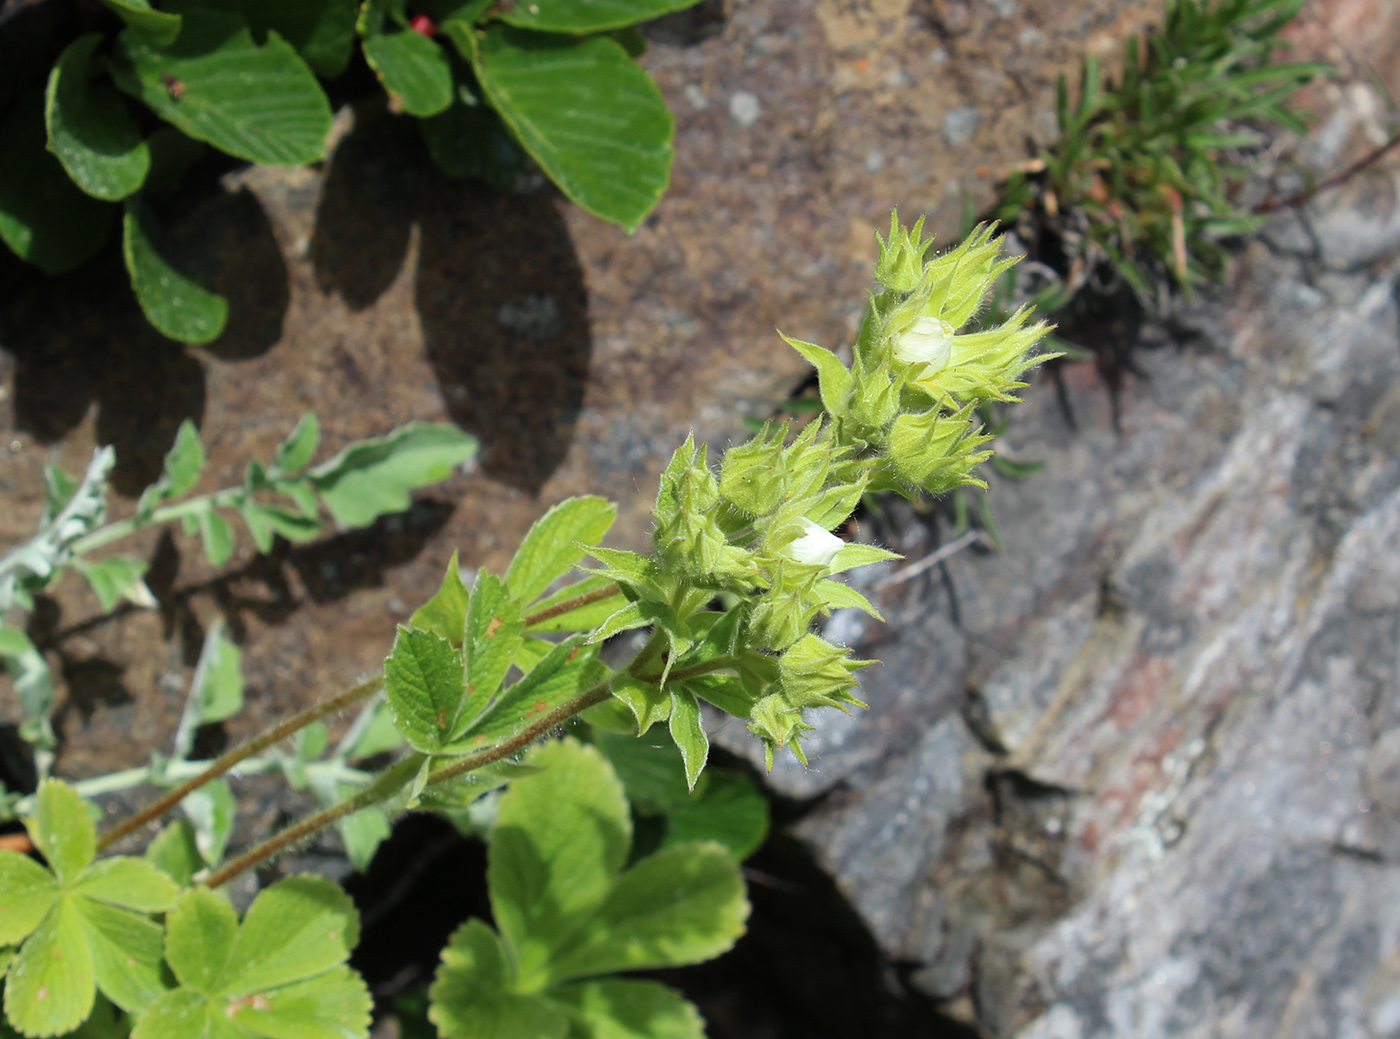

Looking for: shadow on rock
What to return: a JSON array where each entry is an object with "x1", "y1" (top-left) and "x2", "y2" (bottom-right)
[{"x1": 311, "y1": 101, "x2": 593, "y2": 496}]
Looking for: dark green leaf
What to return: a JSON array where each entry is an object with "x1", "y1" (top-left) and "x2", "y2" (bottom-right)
[
  {"x1": 499, "y1": 0, "x2": 702, "y2": 33},
  {"x1": 506, "y1": 496, "x2": 617, "y2": 605},
  {"x1": 0, "y1": 90, "x2": 116, "y2": 275},
  {"x1": 111, "y1": 4, "x2": 334, "y2": 167},
  {"x1": 308, "y1": 422, "x2": 477, "y2": 528},
  {"x1": 99, "y1": 0, "x2": 183, "y2": 48},
  {"x1": 592, "y1": 725, "x2": 699, "y2": 814},
  {"x1": 142, "y1": 127, "x2": 207, "y2": 195},
  {"x1": 45, "y1": 34, "x2": 151, "y2": 201},
  {"x1": 662, "y1": 770, "x2": 768, "y2": 861},
  {"x1": 454, "y1": 637, "x2": 605, "y2": 750},
  {"x1": 188, "y1": 0, "x2": 360, "y2": 77},
  {"x1": 122, "y1": 199, "x2": 230, "y2": 345},
  {"x1": 384, "y1": 626, "x2": 468, "y2": 753},
  {"x1": 451, "y1": 26, "x2": 672, "y2": 232},
  {"x1": 364, "y1": 31, "x2": 454, "y2": 117},
  {"x1": 418, "y1": 93, "x2": 524, "y2": 190}
]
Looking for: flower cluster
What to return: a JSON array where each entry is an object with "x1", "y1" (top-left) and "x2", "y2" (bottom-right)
[{"x1": 588, "y1": 212, "x2": 1052, "y2": 768}]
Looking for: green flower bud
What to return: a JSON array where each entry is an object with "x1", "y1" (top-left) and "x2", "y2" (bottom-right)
[
  {"x1": 778, "y1": 634, "x2": 870, "y2": 713},
  {"x1": 874, "y1": 210, "x2": 934, "y2": 294},
  {"x1": 747, "y1": 693, "x2": 813, "y2": 770},
  {"x1": 884, "y1": 403, "x2": 992, "y2": 494}
]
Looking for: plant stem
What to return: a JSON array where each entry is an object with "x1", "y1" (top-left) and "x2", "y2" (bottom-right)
[
  {"x1": 204, "y1": 752, "x2": 426, "y2": 889},
  {"x1": 97, "y1": 672, "x2": 382, "y2": 851},
  {"x1": 633, "y1": 655, "x2": 738, "y2": 685},
  {"x1": 204, "y1": 681, "x2": 614, "y2": 889},
  {"x1": 522, "y1": 583, "x2": 620, "y2": 628},
  {"x1": 72, "y1": 487, "x2": 245, "y2": 557}
]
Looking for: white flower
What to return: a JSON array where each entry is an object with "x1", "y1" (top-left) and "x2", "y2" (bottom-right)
[
  {"x1": 779, "y1": 518, "x2": 844, "y2": 568},
  {"x1": 892, "y1": 314, "x2": 955, "y2": 372}
]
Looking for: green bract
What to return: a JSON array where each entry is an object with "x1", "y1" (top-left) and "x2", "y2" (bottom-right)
[
  {"x1": 0, "y1": 781, "x2": 178, "y2": 1037},
  {"x1": 428, "y1": 740, "x2": 747, "y2": 1039}
]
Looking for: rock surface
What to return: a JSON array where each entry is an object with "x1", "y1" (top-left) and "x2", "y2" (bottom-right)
[{"x1": 721, "y1": 92, "x2": 1400, "y2": 1038}]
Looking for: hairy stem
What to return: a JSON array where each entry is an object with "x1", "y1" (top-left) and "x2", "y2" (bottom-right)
[
  {"x1": 205, "y1": 682, "x2": 613, "y2": 888},
  {"x1": 204, "y1": 752, "x2": 426, "y2": 889},
  {"x1": 98, "y1": 672, "x2": 382, "y2": 851},
  {"x1": 522, "y1": 583, "x2": 620, "y2": 628},
  {"x1": 72, "y1": 487, "x2": 245, "y2": 557},
  {"x1": 633, "y1": 655, "x2": 738, "y2": 685}
]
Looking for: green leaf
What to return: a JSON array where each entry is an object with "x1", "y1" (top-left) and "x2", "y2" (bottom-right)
[
  {"x1": 181, "y1": 779, "x2": 236, "y2": 866},
  {"x1": 28, "y1": 781, "x2": 95, "y2": 885},
  {"x1": 499, "y1": 0, "x2": 700, "y2": 32},
  {"x1": 459, "y1": 573, "x2": 524, "y2": 727},
  {"x1": 130, "y1": 989, "x2": 239, "y2": 1039},
  {"x1": 41, "y1": 465, "x2": 79, "y2": 525},
  {"x1": 418, "y1": 95, "x2": 523, "y2": 192},
  {"x1": 0, "y1": 89, "x2": 116, "y2": 275},
  {"x1": 781, "y1": 334, "x2": 852, "y2": 416},
  {"x1": 363, "y1": 31, "x2": 454, "y2": 117},
  {"x1": 143, "y1": 420, "x2": 206, "y2": 509},
  {"x1": 145, "y1": 820, "x2": 204, "y2": 887},
  {"x1": 110, "y1": 4, "x2": 334, "y2": 167},
  {"x1": 454, "y1": 637, "x2": 604, "y2": 751},
  {"x1": 489, "y1": 740, "x2": 630, "y2": 988},
  {"x1": 76, "y1": 898, "x2": 167, "y2": 1013},
  {"x1": 187, "y1": 625, "x2": 245, "y2": 729},
  {"x1": 827, "y1": 542, "x2": 900, "y2": 574},
  {"x1": 215, "y1": 876, "x2": 359, "y2": 997},
  {"x1": 522, "y1": 576, "x2": 627, "y2": 634},
  {"x1": 544, "y1": 842, "x2": 747, "y2": 983},
  {"x1": 164, "y1": 888, "x2": 238, "y2": 994},
  {"x1": 428, "y1": 919, "x2": 568, "y2": 1039},
  {"x1": 662, "y1": 770, "x2": 768, "y2": 861},
  {"x1": 814, "y1": 579, "x2": 882, "y2": 620},
  {"x1": 75, "y1": 555, "x2": 156, "y2": 612},
  {"x1": 609, "y1": 675, "x2": 670, "y2": 735},
  {"x1": 45, "y1": 34, "x2": 151, "y2": 201},
  {"x1": 70, "y1": 858, "x2": 179, "y2": 913},
  {"x1": 230, "y1": 965, "x2": 372, "y2": 1039},
  {"x1": 197, "y1": 507, "x2": 235, "y2": 566},
  {"x1": 347, "y1": 700, "x2": 402, "y2": 760},
  {"x1": 99, "y1": 0, "x2": 183, "y2": 48},
  {"x1": 5, "y1": 899, "x2": 95, "y2": 1037},
  {"x1": 666, "y1": 689, "x2": 707, "y2": 791},
  {"x1": 186, "y1": 0, "x2": 359, "y2": 77},
  {"x1": 122, "y1": 199, "x2": 230, "y2": 346},
  {"x1": 591, "y1": 727, "x2": 697, "y2": 814},
  {"x1": 0, "y1": 626, "x2": 56, "y2": 752},
  {"x1": 506, "y1": 497, "x2": 617, "y2": 605},
  {"x1": 409, "y1": 552, "x2": 470, "y2": 647},
  {"x1": 453, "y1": 26, "x2": 672, "y2": 232},
  {"x1": 549, "y1": 979, "x2": 703, "y2": 1039},
  {"x1": 384, "y1": 626, "x2": 467, "y2": 753},
  {"x1": 274, "y1": 414, "x2": 320, "y2": 475},
  {"x1": 334, "y1": 799, "x2": 390, "y2": 873},
  {"x1": 0, "y1": 852, "x2": 60, "y2": 944},
  {"x1": 308, "y1": 423, "x2": 477, "y2": 528}
]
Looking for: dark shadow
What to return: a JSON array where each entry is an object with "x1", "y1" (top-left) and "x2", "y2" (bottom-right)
[
  {"x1": 54, "y1": 656, "x2": 132, "y2": 727},
  {"x1": 641, "y1": 0, "x2": 727, "y2": 47},
  {"x1": 310, "y1": 100, "x2": 417, "y2": 311},
  {"x1": 0, "y1": 0, "x2": 73, "y2": 119},
  {"x1": 415, "y1": 177, "x2": 591, "y2": 494}
]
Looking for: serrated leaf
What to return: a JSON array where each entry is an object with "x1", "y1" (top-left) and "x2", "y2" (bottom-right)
[
  {"x1": 164, "y1": 888, "x2": 238, "y2": 994},
  {"x1": 428, "y1": 919, "x2": 568, "y2": 1039},
  {"x1": 549, "y1": 979, "x2": 704, "y2": 1039},
  {"x1": 28, "y1": 781, "x2": 95, "y2": 885},
  {"x1": 5, "y1": 899, "x2": 95, "y2": 1037},
  {"x1": 122, "y1": 199, "x2": 230, "y2": 346},
  {"x1": 181, "y1": 779, "x2": 235, "y2": 867},
  {"x1": 523, "y1": 576, "x2": 627, "y2": 634},
  {"x1": 384, "y1": 626, "x2": 467, "y2": 753},
  {"x1": 543, "y1": 842, "x2": 746, "y2": 984},
  {"x1": 231, "y1": 964, "x2": 372, "y2": 1039},
  {"x1": 460, "y1": 573, "x2": 523, "y2": 728},
  {"x1": 45, "y1": 34, "x2": 151, "y2": 201},
  {"x1": 0, "y1": 89, "x2": 116, "y2": 275},
  {"x1": 110, "y1": 4, "x2": 333, "y2": 167},
  {"x1": 499, "y1": 0, "x2": 701, "y2": 32},
  {"x1": 662, "y1": 770, "x2": 768, "y2": 861},
  {"x1": 409, "y1": 552, "x2": 470, "y2": 647},
  {"x1": 215, "y1": 877, "x2": 359, "y2": 997},
  {"x1": 454, "y1": 26, "x2": 672, "y2": 232},
  {"x1": 0, "y1": 852, "x2": 60, "y2": 944},
  {"x1": 489, "y1": 741, "x2": 630, "y2": 988},
  {"x1": 666, "y1": 688, "x2": 707, "y2": 791},
  {"x1": 70, "y1": 857, "x2": 179, "y2": 913},
  {"x1": 145, "y1": 820, "x2": 204, "y2": 887},
  {"x1": 307, "y1": 423, "x2": 476, "y2": 528},
  {"x1": 75, "y1": 555, "x2": 156, "y2": 612},
  {"x1": 455, "y1": 638, "x2": 604, "y2": 751},
  {"x1": 363, "y1": 31, "x2": 453, "y2": 117},
  {"x1": 187, "y1": 0, "x2": 359, "y2": 77},
  {"x1": 99, "y1": 0, "x2": 182, "y2": 47},
  {"x1": 76, "y1": 898, "x2": 167, "y2": 1013},
  {"x1": 274, "y1": 414, "x2": 320, "y2": 475},
  {"x1": 506, "y1": 497, "x2": 617, "y2": 605}
]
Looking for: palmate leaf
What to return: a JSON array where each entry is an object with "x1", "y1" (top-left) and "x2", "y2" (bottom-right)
[
  {"x1": 550, "y1": 979, "x2": 703, "y2": 1039},
  {"x1": 45, "y1": 34, "x2": 151, "y2": 201},
  {"x1": 133, "y1": 879, "x2": 370, "y2": 1039},
  {"x1": 445, "y1": 25, "x2": 672, "y2": 232},
  {"x1": 428, "y1": 921, "x2": 568, "y2": 1039},
  {"x1": 110, "y1": 3, "x2": 333, "y2": 167},
  {"x1": 1, "y1": 782, "x2": 179, "y2": 1037},
  {"x1": 499, "y1": 0, "x2": 702, "y2": 32},
  {"x1": 307, "y1": 423, "x2": 477, "y2": 528},
  {"x1": 383, "y1": 626, "x2": 468, "y2": 753}
]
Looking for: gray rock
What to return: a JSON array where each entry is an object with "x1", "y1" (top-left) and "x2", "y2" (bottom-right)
[{"x1": 747, "y1": 131, "x2": 1400, "y2": 1039}]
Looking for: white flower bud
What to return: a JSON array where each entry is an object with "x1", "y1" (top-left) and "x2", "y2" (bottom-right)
[
  {"x1": 779, "y1": 518, "x2": 844, "y2": 568},
  {"x1": 892, "y1": 315, "x2": 955, "y2": 372}
]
